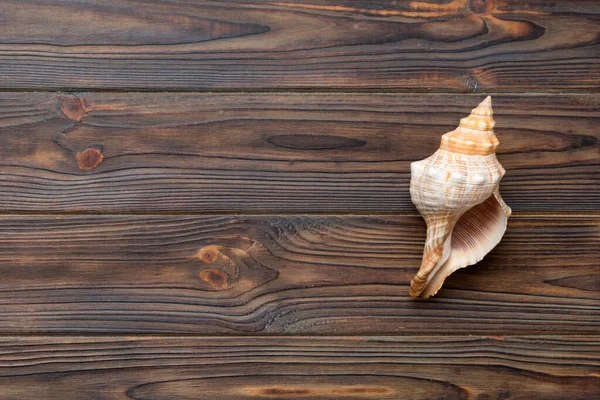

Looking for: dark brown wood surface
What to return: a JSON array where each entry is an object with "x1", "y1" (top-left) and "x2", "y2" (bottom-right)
[
  {"x1": 1, "y1": 1, "x2": 599, "y2": 397},
  {"x1": 0, "y1": 0, "x2": 598, "y2": 91},
  {"x1": 0, "y1": 336, "x2": 598, "y2": 399},
  {"x1": 1, "y1": 92, "x2": 598, "y2": 212},
  {"x1": 0, "y1": 214, "x2": 596, "y2": 334}
]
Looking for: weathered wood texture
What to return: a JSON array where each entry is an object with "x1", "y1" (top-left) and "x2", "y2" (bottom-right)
[
  {"x1": 2, "y1": 92, "x2": 598, "y2": 212},
  {"x1": 0, "y1": 214, "x2": 597, "y2": 334},
  {"x1": 1, "y1": 0, "x2": 598, "y2": 396},
  {"x1": 0, "y1": 0, "x2": 598, "y2": 91},
  {"x1": 0, "y1": 336, "x2": 598, "y2": 399}
]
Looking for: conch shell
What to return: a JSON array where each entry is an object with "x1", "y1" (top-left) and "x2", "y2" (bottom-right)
[{"x1": 409, "y1": 96, "x2": 511, "y2": 298}]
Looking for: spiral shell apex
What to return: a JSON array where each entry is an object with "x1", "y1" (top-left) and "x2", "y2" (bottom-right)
[{"x1": 409, "y1": 96, "x2": 511, "y2": 299}]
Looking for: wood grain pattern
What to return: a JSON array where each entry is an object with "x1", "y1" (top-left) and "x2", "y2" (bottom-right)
[
  {"x1": 0, "y1": 214, "x2": 597, "y2": 334},
  {"x1": 0, "y1": 336, "x2": 597, "y2": 399},
  {"x1": 1, "y1": 92, "x2": 598, "y2": 212},
  {"x1": 1, "y1": 1, "x2": 597, "y2": 396},
  {"x1": 0, "y1": 0, "x2": 598, "y2": 91}
]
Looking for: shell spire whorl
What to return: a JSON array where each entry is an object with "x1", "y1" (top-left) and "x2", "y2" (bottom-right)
[{"x1": 440, "y1": 96, "x2": 499, "y2": 156}]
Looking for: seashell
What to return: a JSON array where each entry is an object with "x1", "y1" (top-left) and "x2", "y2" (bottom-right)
[{"x1": 409, "y1": 96, "x2": 511, "y2": 299}]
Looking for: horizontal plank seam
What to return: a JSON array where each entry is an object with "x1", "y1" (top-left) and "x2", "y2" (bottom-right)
[
  {"x1": 0, "y1": 333, "x2": 598, "y2": 339},
  {"x1": 0, "y1": 88, "x2": 598, "y2": 96},
  {"x1": 0, "y1": 211, "x2": 598, "y2": 217}
]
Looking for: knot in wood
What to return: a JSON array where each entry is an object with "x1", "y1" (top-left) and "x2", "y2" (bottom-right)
[
  {"x1": 60, "y1": 94, "x2": 88, "y2": 122},
  {"x1": 197, "y1": 245, "x2": 220, "y2": 263},
  {"x1": 76, "y1": 147, "x2": 103, "y2": 171},
  {"x1": 199, "y1": 268, "x2": 231, "y2": 290},
  {"x1": 465, "y1": 75, "x2": 479, "y2": 92},
  {"x1": 469, "y1": 0, "x2": 488, "y2": 14}
]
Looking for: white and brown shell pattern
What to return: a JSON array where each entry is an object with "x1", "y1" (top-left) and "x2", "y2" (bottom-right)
[{"x1": 409, "y1": 96, "x2": 511, "y2": 298}]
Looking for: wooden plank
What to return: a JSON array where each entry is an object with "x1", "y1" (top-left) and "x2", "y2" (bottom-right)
[
  {"x1": 0, "y1": 214, "x2": 597, "y2": 334},
  {"x1": 0, "y1": 335, "x2": 597, "y2": 399},
  {"x1": 0, "y1": 0, "x2": 598, "y2": 91},
  {"x1": 1, "y1": 92, "x2": 598, "y2": 212}
]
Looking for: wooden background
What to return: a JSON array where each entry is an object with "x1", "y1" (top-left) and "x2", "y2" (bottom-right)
[{"x1": 0, "y1": 0, "x2": 598, "y2": 398}]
